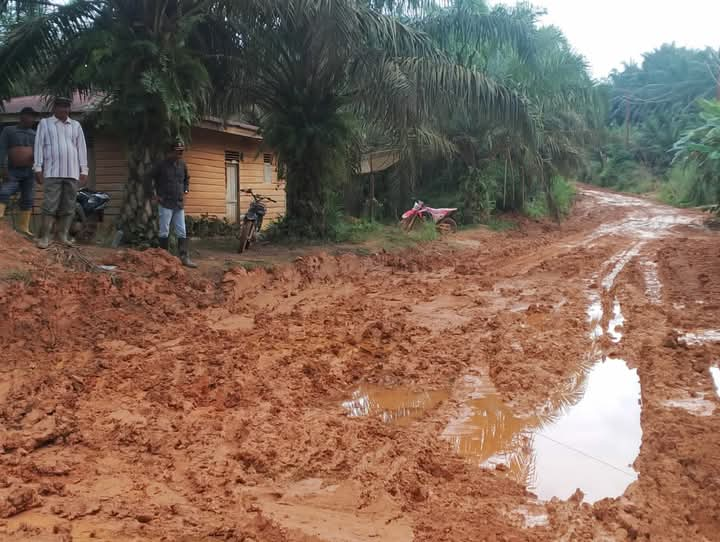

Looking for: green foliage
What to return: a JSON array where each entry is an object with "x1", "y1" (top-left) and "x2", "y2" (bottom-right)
[
  {"x1": 659, "y1": 164, "x2": 701, "y2": 207},
  {"x1": 524, "y1": 177, "x2": 575, "y2": 219},
  {"x1": 671, "y1": 99, "x2": 720, "y2": 206},
  {"x1": 591, "y1": 43, "x2": 720, "y2": 198},
  {"x1": 184, "y1": 214, "x2": 240, "y2": 238},
  {"x1": 459, "y1": 166, "x2": 497, "y2": 224}
]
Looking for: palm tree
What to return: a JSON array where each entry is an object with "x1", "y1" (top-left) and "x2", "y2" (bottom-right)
[{"x1": 222, "y1": 0, "x2": 533, "y2": 236}]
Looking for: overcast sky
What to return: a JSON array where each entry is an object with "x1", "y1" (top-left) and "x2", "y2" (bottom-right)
[{"x1": 512, "y1": 0, "x2": 720, "y2": 79}]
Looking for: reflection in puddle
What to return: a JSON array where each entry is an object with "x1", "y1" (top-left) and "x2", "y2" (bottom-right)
[
  {"x1": 443, "y1": 359, "x2": 641, "y2": 503},
  {"x1": 608, "y1": 299, "x2": 625, "y2": 343},
  {"x1": 710, "y1": 367, "x2": 720, "y2": 397},
  {"x1": 678, "y1": 330, "x2": 720, "y2": 346},
  {"x1": 342, "y1": 386, "x2": 448, "y2": 426},
  {"x1": 587, "y1": 293, "x2": 603, "y2": 340}
]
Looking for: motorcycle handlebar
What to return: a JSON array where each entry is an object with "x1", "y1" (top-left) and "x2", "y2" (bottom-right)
[{"x1": 241, "y1": 189, "x2": 276, "y2": 203}]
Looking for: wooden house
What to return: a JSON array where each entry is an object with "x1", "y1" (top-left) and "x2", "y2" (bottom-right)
[{"x1": 0, "y1": 95, "x2": 286, "y2": 226}]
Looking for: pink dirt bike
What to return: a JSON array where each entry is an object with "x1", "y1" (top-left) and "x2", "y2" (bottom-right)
[{"x1": 399, "y1": 201, "x2": 459, "y2": 234}]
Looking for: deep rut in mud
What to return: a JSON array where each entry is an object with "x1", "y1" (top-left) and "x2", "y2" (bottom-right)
[{"x1": 1, "y1": 187, "x2": 720, "y2": 541}]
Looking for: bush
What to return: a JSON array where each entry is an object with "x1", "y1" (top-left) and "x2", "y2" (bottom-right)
[
  {"x1": 185, "y1": 214, "x2": 240, "y2": 238},
  {"x1": 459, "y1": 167, "x2": 498, "y2": 224},
  {"x1": 524, "y1": 177, "x2": 576, "y2": 219},
  {"x1": 550, "y1": 176, "x2": 577, "y2": 217}
]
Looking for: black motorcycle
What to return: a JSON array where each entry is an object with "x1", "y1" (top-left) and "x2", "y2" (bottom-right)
[
  {"x1": 238, "y1": 188, "x2": 276, "y2": 253},
  {"x1": 72, "y1": 188, "x2": 111, "y2": 240}
]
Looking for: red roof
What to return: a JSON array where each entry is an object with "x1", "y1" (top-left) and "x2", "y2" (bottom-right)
[{"x1": 2, "y1": 92, "x2": 100, "y2": 114}]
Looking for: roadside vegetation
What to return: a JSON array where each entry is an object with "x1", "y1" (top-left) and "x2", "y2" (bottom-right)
[{"x1": 590, "y1": 43, "x2": 720, "y2": 209}]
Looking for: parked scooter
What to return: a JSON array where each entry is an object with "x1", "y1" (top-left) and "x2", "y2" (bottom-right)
[
  {"x1": 238, "y1": 188, "x2": 276, "y2": 253},
  {"x1": 72, "y1": 188, "x2": 111, "y2": 240},
  {"x1": 400, "y1": 200, "x2": 458, "y2": 234}
]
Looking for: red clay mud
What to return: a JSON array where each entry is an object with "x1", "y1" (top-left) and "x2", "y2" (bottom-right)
[{"x1": 1, "y1": 188, "x2": 719, "y2": 541}]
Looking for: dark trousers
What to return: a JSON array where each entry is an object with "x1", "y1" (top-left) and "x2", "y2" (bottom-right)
[{"x1": 0, "y1": 167, "x2": 35, "y2": 210}]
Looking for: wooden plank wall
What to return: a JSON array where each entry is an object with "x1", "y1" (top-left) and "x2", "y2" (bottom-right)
[
  {"x1": 30, "y1": 128, "x2": 287, "y2": 226},
  {"x1": 185, "y1": 128, "x2": 286, "y2": 225},
  {"x1": 31, "y1": 135, "x2": 127, "y2": 217},
  {"x1": 93, "y1": 136, "x2": 127, "y2": 218}
]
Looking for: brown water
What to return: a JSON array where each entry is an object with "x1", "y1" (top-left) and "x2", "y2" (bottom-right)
[{"x1": 342, "y1": 386, "x2": 449, "y2": 426}]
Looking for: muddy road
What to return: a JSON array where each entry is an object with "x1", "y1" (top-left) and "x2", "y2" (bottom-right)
[{"x1": 1, "y1": 187, "x2": 719, "y2": 541}]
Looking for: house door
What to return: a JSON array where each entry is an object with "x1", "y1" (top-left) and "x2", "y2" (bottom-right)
[{"x1": 225, "y1": 161, "x2": 239, "y2": 222}]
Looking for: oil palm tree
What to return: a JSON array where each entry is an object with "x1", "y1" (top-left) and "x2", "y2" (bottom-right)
[{"x1": 222, "y1": 0, "x2": 534, "y2": 236}]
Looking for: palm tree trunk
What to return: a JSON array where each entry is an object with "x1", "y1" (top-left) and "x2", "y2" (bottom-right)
[
  {"x1": 285, "y1": 159, "x2": 328, "y2": 237},
  {"x1": 117, "y1": 141, "x2": 162, "y2": 245}
]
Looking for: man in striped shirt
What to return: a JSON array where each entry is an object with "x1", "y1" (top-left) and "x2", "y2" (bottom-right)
[{"x1": 33, "y1": 96, "x2": 88, "y2": 249}]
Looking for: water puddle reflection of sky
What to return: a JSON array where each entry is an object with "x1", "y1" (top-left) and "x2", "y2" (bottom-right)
[{"x1": 344, "y1": 359, "x2": 642, "y2": 504}]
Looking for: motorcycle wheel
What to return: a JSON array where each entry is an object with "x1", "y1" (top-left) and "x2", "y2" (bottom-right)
[
  {"x1": 238, "y1": 220, "x2": 255, "y2": 254},
  {"x1": 399, "y1": 215, "x2": 423, "y2": 232},
  {"x1": 436, "y1": 217, "x2": 458, "y2": 235}
]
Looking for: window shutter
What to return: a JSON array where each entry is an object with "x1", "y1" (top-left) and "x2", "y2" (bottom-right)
[{"x1": 263, "y1": 153, "x2": 273, "y2": 184}]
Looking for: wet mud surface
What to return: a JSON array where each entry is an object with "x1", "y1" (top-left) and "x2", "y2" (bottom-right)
[{"x1": 1, "y1": 187, "x2": 720, "y2": 541}]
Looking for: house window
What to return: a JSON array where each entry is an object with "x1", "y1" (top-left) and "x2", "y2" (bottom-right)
[
  {"x1": 263, "y1": 153, "x2": 273, "y2": 184},
  {"x1": 225, "y1": 150, "x2": 240, "y2": 163}
]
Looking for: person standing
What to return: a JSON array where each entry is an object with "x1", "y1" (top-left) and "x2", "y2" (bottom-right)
[
  {"x1": 145, "y1": 141, "x2": 197, "y2": 268},
  {"x1": 0, "y1": 107, "x2": 37, "y2": 235},
  {"x1": 33, "y1": 97, "x2": 88, "y2": 249}
]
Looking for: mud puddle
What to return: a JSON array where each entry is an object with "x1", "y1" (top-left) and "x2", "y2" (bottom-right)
[
  {"x1": 344, "y1": 359, "x2": 641, "y2": 504},
  {"x1": 342, "y1": 386, "x2": 449, "y2": 426},
  {"x1": 677, "y1": 330, "x2": 720, "y2": 346},
  {"x1": 711, "y1": 366, "x2": 720, "y2": 397},
  {"x1": 443, "y1": 359, "x2": 641, "y2": 503}
]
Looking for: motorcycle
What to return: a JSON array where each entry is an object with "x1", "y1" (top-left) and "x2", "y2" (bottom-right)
[
  {"x1": 72, "y1": 188, "x2": 111, "y2": 240},
  {"x1": 238, "y1": 188, "x2": 276, "y2": 253},
  {"x1": 400, "y1": 200, "x2": 458, "y2": 234}
]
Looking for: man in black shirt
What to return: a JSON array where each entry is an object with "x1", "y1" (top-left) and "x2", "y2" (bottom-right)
[
  {"x1": 0, "y1": 107, "x2": 37, "y2": 235},
  {"x1": 145, "y1": 141, "x2": 197, "y2": 268}
]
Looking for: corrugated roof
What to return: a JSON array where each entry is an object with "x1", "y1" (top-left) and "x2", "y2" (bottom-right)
[
  {"x1": 2, "y1": 92, "x2": 100, "y2": 113},
  {"x1": 1, "y1": 94, "x2": 261, "y2": 137}
]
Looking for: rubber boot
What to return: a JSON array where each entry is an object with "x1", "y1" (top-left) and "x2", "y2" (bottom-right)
[
  {"x1": 17, "y1": 210, "x2": 33, "y2": 236},
  {"x1": 0, "y1": 202, "x2": 5, "y2": 218},
  {"x1": 158, "y1": 237, "x2": 169, "y2": 251},
  {"x1": 36, "y1": 215, "x2": 55, "y2": 249},
  {"x1": 57, "y1": 214, "x2": 75, "y2": 247},
  {"x1": 178, "y1": 237, "x2": 197, "y2": 268}
]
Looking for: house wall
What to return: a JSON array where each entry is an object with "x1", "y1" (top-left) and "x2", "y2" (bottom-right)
[
  {"x1": 30, "y1": 128, "x2": 286, "y2": 226},
  {"x1": 184, "y1": 128, "x2": 286, "y2": 224}
]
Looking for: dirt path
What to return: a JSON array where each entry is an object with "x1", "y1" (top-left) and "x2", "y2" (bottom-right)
[{"x1": 1, "y1": 187, "x2": 719, "y2": 541}]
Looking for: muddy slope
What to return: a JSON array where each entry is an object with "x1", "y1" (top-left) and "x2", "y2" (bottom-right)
[{"x1": 1, "y1": 188, "x2": 719, "y2": 541}]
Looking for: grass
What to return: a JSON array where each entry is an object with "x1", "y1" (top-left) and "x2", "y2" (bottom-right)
[
  {"x1": 0, "y1": 269, "x2": 32, "y2": 284},
  {"x1": 486, "y1": 217, "x2": 518, "y2": 231},
  {"x1": 524, "y1": 177, "x2": 577, "y2": 219}
]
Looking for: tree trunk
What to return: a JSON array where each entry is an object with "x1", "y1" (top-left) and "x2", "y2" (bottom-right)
[
  {"x1": 285, "y1": 159, "x2": 330, "y2": 238},
  {"x1": 116, "y1": 141, "x2": 163, "y2": 246}
]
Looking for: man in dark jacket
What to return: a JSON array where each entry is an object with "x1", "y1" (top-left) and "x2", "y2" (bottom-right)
[
  {"x1": 145, "y1": 141, "x2": 197, "y2": 268},
  {"x1": 0, "y1": 107, "x2": 37, "y2": 235}
]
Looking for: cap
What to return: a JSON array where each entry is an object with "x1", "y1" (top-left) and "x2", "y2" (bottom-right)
[
  {"x1": 19, "y1": 107, "x2": 36, "y2": 115},
  {"x1": 53, "y1": 96, "x2": 72, "y2": 107}
]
